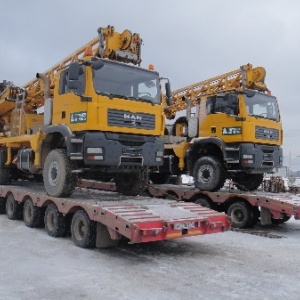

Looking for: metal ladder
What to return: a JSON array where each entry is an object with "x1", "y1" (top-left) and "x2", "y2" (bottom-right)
[{"x1": 11, "y1": 89, "x2": 26, "y2": 136}]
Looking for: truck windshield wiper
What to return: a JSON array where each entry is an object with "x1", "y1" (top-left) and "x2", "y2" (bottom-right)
[{"x1": 96, "y1": 91, "x2": 129, "y2": 100}]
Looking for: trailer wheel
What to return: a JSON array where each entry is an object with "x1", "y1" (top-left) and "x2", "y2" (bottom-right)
[
  {"x1": 227, "y1": 201, "x2": 253, "y2": 228},
  {"x1": 43, "y1": 149, "x2": 78, "y2": 197},
  {"x1": 249, "y1": 207, "x2": 260, "y2": 227},
  {"x1": 71, "y1": 210, "x2": 95, "y2": 248},
  {"x1": 0, "y1": 167, "x2": 11, "y2": 185},
  {"x1": 0, "y1": 198, "x2": 6, "y2": 214},
  {"x1": 115, "y1": 168, "x2": 149, "y2": 196},
  {"x1": 23, "y1": 198, "x2": 44, "y2": 228},
  {"x1": 44, "y1": 204, "x2": 67, "y2": 237},
  {"x1": 271, "y1": 215, "x2": 291, "y2": 225},
  {"x1": 233, "y1": 173, "x2": 264, "y2": 191},
  {"x1": 149, "y1": 172, "x2": 170, "y2": 184},
  {"x1": 6, "y1": 194, "x2": 22, "y2": 220},
  {"x1": 193, "y1": 156, "x2": 226, "y2": 192},
  {"x1": 194, "y1": 196, "x2": 214, "y2": 209}
]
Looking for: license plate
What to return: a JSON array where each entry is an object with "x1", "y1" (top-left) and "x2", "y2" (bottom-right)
[{"x1": 173, "y1": 222, "x2": 195, "y2": 230}]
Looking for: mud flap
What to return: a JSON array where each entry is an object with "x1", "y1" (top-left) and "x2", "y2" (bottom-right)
[
  {"x1": 96, "y1": 223, "x2": 120, "y2": 249},
  {"x1": 260, "y1": 207, "x2": 272, "y2": 225}
]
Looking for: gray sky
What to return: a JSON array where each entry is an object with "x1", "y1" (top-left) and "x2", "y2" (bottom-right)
[{"x1": 1, "y1": 0, "x2": 300, "y2": 170}]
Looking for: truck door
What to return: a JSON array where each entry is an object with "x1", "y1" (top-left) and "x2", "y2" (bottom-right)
[
  {"x1": 200, "y1": 93, "x2": 242, "y2": 142},
  {"x1": 53, "y1": 65, "x2": 88, "y2": 129}
]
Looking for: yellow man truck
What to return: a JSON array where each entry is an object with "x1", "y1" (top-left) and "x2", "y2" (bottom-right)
[
  {"x1": 150, "y1": 64, "x2": 283, "y2": 191},
  {"x1": 0, "y1": 25, "x2": 172, "y2": 197}
]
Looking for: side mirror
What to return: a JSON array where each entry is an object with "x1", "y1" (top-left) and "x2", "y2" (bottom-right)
[
  {"x1": 165, "y1": 82, "x2": 172, "y2": 106},
  {"x1": 92, "y1": 60, "x2": 105, "y2": 70},
  {"x1": 245, "y1": 90, "x2": 255, "y2": 98}
]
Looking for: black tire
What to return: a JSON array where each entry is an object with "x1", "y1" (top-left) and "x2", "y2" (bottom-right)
[
  {"x1": 194, "y1": 196, "x2": 214, "y2": 209},
  {"x1": 23, "y1": 198, "x2": 44, "y2": 228},
  {"x1": 233, "y1": 173, "x2": 264, "y2": 191},
  {"x1": 249, "y1": 207, "x2": 260, "y2": 227},
  {"x1": 6, "y1": 194, "x2": 23, "y2": 220},
  {"x1": 43, "y1": 149, "x2": 78, "y2": 197},
  {"x1": 227, "y1": 201, "x2": 253, "y2": 228},
  {"x1": 171, "y1": 116, "x2": 188, "y2": 136},
  {"x1": 71, "y1": 210, "x2": 95, "y2": 248},
  {"x1": 115, "y1": 168, "x2": 149, "y2": 196},
  {"x1": 0, "y1": 167, "x2": 11, "y2": 185},
  {"x1": 193, "y1": 156, "x2": 226, "y2": 192},
  {"x1": 0, "y1": 198, "x2": 6, "y2": 214},
  {"x1": 272, "y1": 215, "x2": 291, "y2": 225},
  {"x1": 149, "y1": 172, "x2": 170, "y2": 184},
  {"x1": 44, "y1": 204, "x2": 67, "y2": 237}
]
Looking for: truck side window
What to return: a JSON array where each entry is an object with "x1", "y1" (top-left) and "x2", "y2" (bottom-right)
[
  {"x1": 206, "y1": 96, "x2": 216, "y2": 114},
  {"x1": 206, "y1": 94, "x2": 239, "y2": 115}
]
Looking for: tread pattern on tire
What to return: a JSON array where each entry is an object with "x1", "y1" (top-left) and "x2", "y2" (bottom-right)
[
  {"x1": 44, "y1": 204, "x2": 67, "y2": 237},
  {"x1": 71, "y1": 210, "x2": 95, "y2": 248},
  {"x1": 115, "y1": 168, "x2": 149, "y2": 196},
  {"x1": 43, "y1": 149, "x2": 78, "y2": 197},
  {"x1": 193, "y1": 156, "x2": 226, "y2": 192}
]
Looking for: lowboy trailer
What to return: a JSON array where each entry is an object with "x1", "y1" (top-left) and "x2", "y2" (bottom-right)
[
  {"x1": 147, "y1": 184, "x2": 300, "y2": 228},
  {"x1": 79, "y1": 180, "x2": 300, "y2": 229},
  {"x1": 0, "y1": 182, "x2": 230, "y2": 249}
]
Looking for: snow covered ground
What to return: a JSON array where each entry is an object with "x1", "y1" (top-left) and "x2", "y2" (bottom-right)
[{"x1": 1, "y1": 214, "x2": 300, "y2": 299}]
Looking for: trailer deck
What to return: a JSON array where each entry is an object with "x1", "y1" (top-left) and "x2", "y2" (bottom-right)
[
  {"x1": 78, "y1": 180, "x2": 300, "y2": 228},
  {"x1": 0, "y1": 182, "x2": 230, "y2": 248}
]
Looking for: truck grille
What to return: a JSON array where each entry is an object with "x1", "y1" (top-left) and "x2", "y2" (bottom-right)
[
  {"x1": 255, "y1": 126, "x2": 279, "y2": 141},
  {"x1": 108, "y1": 109, "x2": 155, "y2": 130}
]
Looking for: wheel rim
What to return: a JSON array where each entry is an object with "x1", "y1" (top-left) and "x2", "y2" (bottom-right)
[
  {"x1": 24, "y1": 201, "x2": 33, "y2": 222},
  {"x1": 74, "y1": 218, "x2": 86, "y2": 241},
  {"x1": 198, "y1": 164, "x2": 213, "y2": 183},
  {"x1": 48, "y1": 161, "x2": 60, "y2": 186},
  {"x1": 46, "y1": 210, "x2": 56, "y2": 231},
  {"x1": 6, "y1": 197, "x2": 14, "y2": 216},
  {"x1": 230, "y1": 208, "x2": 245, "y2": 224}
]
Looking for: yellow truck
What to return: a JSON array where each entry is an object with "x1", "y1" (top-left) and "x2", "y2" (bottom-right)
[
  {"x1": 150, "y1": 64, "x2": 283, "y2": 191},
  {"x1": 0, "y1": 25, "x2": 172, "y2": 197}
]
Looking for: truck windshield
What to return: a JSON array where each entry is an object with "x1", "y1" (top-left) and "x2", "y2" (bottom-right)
[
  {"x1": 245, "y1": 92, "x2": 280, "y2": 122},
  {"x1": 92, "y1": 60, "x2": 161, "y2": 104}
]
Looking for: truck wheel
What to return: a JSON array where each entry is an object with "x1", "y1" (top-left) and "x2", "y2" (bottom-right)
[
  {"x1": 227, "y1": 201, "x2": 253, "y2": 228},
  {"x1": 171, "y1": 116, "x2": 188, "y2": 136},
  {"x1": 233, "y1": 173, "x2": 264, "y2": 191},
  {"x1": 43, "y1": 149, "x2": 78, "y2": 197},
  {"x1": 6, "y1": 194, "x2": 23, "y2": 220},
  {"x1": 23, "y1": 198, "x2": 44, "y2": 228},
  {"x1": 115, "y1": 168, "x2": 149, "y2": 196},
  {"x1": 71, "y1": 210, "x2": 95, "y2": 248},
  {"x1": 193, "y1": 156, "x2": 226, "y2": 192},
  {"x1": 44, "y1": 204, "x2": 67, "y2": 237},
  {"x1": 0, "y1": 167, "x2": 11, "y2": 185},
  {"x1": 149, "y1": 172, "x2": 170, "y2": 184}
]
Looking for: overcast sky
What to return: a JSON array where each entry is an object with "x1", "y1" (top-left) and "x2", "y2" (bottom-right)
[{"x1": 1, "y1": 0, "x2": 300, "y2": 170}]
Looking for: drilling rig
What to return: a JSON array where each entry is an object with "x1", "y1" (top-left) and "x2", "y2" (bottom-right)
[
  {"x1": 150, "y1": 64, "x2": 282, "y2": 191},
  {"x1": 0, "y1": 25, "x2": 172, "y2": 197}
]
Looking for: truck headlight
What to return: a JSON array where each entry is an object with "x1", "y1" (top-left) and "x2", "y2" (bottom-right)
[
  {"x1": 242, "y1": 154, "x2": 254, "y2": 164},
  {"x1": 86, "y1": 147, "x2": 104, "y2": 160},
  {"x1": 87, "y1": 147, "x2": 103, "y2": 154},
  {"x1": 156, "y1": 149, "x2": 164, "y2": 162}
]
